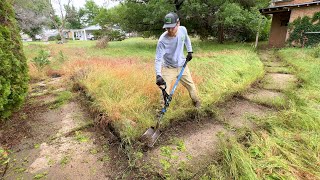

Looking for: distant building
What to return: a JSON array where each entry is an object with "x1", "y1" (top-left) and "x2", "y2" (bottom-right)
[
  {"x1": 260, "y1": 0, "x2": 320, "y2": 47},
  {"x1": 66, "y1": 25, "x2": 102, "y2": 41}
]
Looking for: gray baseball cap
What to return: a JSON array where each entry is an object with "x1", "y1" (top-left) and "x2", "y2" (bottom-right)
[{"x1": 163, "y1": 12, "x2": 179, "y2": 29}]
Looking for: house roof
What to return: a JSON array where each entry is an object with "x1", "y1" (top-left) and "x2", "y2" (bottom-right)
[
  {"x1": 83, "y1": 25, "x2": 101, "y2": 30},
  {"x1": 260, "y1": 1, "x2": 320, "y2": 14}
]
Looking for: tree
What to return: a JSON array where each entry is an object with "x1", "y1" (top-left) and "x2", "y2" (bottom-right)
[
  {"x1": 113, "y1": 0, "x2": 270, "y2": 43},
  {"x1": 48, "y1": 0, "x2": 73, "y2": 43},
  {"x1": 65, "y1": 5, "x2": 82, "y2": 29},
  {"x1": 13, "y1": 0, "x2": 51, "y2": 40},
  {"x1": 79, "y1": 0, "x2": 101, "y2": 26},
  {"x1": 0, "y1": 0, "x2": 29, "y2": 119}
]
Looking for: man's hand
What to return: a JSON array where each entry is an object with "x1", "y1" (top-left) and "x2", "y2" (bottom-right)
[
  {"x1": 156, "y1": 75, "x2": 166, "y2": 86},
  {"x1": 186, "y1": 52, "x2": 193, "y2": 62}
]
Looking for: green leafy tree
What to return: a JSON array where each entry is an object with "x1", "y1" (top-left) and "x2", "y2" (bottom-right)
[
  {"x1": 114, "y1": 0, "x2": 270, "y2": 42},
  {"x1": 65, "y1": 5, "x2": 82, "y2": 29},
  {"x1": 0, "y1": 0, "x2": 29, "y2": 119},
  {"x1": 79, "y1": 0, "x2": 101, "y2": 26}
]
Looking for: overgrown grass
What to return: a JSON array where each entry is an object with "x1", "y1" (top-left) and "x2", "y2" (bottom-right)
[
  {"x1": 204, "y1": 48, "x2": 320, "y2": 179},
  {"x1": 71, "y1": 39, "x2": 263, "y2": 142},
  {"x1": 23, "y1": 38, "x2": 264, "y2": 143}
]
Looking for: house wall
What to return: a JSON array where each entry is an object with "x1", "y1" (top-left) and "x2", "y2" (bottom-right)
[
  {"x1": 289, "y1": 6, "x2": 320, "y2": 22},
  {"x1": 275, "y1": 0, "x2": 315, "y2": 6},
  {"x1": 269, "y1": 11, "x2": 291, "y2": 47}
]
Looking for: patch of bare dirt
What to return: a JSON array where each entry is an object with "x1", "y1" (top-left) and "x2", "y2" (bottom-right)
[
  {"x1": 218, "y1": 98, "x2": 275, "y2": 128},
  {"x1": 263, "y1": 61, "x2": 286, "y2": 67},
  {"x1": 261, "y1": 73, "x2": 297, "y2": 91},
  {"x1": 141, "y1": 118, "x2": 226, "y2": 177},
  {"x1": 1, "y1": 77, "x2": 127, "y2": 180},
  {"x1": 243, "y1": 88, "x2": 286, "y2": 106}
]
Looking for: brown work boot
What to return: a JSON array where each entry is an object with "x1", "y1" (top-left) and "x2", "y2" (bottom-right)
[{"x1": 193, "y1": 100, "x2": 201, "y2": 108}]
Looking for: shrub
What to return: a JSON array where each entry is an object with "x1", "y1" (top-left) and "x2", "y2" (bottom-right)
[
  {"x1": 94, "y1": 29, "x2": 126, "y2": 41},
  {"x1": 96, "y1": 36, "x2": 109, "y2": 49},
  {"x1": 32, "y1": 50, "x2": 50, "y2": 71},
  {"x1": 0, "y1": 0, "x2": 29, "y2": 119},
  {"x1": 288, "y1": 12, "x2": 320, "y2": 47},
  {"x1": 48, "y1": 36, "x2": 56, "y2": 41}
]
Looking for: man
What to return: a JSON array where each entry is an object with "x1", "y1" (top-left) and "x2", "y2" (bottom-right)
[{"x1": 155, "y1": 12, "x2": 201, "y2": 108}]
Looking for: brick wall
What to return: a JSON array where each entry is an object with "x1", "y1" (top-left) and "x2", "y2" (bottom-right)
[
  {"x1": 289, "y1": 6, "x2": 320, "y2": 22},
  {"x1": 275, "y1": 0, "x2": 314, "y2": 6}
]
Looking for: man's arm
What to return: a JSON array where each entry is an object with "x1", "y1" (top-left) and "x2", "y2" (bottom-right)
[
  {"x1": 183, "y1": 27, "x2": 192, "y2": 53},
  {"x1": 155, "y1": 41, "x2": 164, "y2": 76}
]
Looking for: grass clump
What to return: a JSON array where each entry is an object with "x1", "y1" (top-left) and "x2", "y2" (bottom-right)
[
  {"x1": 0, "y1": 147, "x2": 10, "y2": 175},
  {"x1": 74, "y1": 131, "x2": 89, "y2": 143},
  {"x1": 50, "y1": 91, "x2": 73, "y2": 109},
  {"x1": 34, "y1": 171, "x2": 48, "y2": 179}
]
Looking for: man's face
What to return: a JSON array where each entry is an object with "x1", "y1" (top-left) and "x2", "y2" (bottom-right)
[{"x1": 166, "y1": 22, "x2": 179, "y2": 37}]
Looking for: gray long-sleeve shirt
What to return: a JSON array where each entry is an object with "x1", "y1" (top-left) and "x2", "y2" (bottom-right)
[{"x1": 155, "y1": 26, "x2": 192, "y2": 76}]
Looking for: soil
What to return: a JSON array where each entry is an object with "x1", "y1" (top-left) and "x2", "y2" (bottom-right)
[
  {"x1": 0, "y1": 50, "x2": 298, "y2": 179},
  {"x1": 0, "y1": 78, "x2": 128, "y2": 180}
]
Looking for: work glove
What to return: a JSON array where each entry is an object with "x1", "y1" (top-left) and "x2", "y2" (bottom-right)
[
  {"x1": 156, "y1": 75, "x2": 166, "y2": 86},
  {"x1": 186, "y1": 52, "x2": 193, "y2": 62}
]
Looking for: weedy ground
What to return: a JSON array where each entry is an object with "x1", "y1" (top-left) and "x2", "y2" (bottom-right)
[{"x1": 1, "y1": 39, "x2": 319, "y2": 179}]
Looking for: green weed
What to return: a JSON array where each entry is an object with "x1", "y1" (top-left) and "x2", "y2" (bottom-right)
[
  {"x1": 90, "y1": 149, "x2": 98, "y2": 154},
  {"x1": 34, "y1": 144, "x2": 40, "y2": 149},
  {"x1": 75, "y1": 131, "x2": 89, "y2": 143},
  {"x1": 50, "y1": 91, "x2": 73, "y2": 109},
  {"x1": 0, "y1": 147, "x2": 10, "y2": 175},
  {"x1": 60, "y1": 155, "x2": 70, "y2": 166},
  {"x1": 34, "y1": 171, "x2": 48, "y2": 179},
  {"x1": 32, "y1": 50, "x2": 50, "y2": 71}
]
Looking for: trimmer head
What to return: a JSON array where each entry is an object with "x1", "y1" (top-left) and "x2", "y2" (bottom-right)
[{"x1": 140, "y1": 127, "x2": 161, "y2": 147}]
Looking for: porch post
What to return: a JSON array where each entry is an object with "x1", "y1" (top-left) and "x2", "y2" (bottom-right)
[{"x1": 84, "y1": 30, "x2": 87, "y2": 40}]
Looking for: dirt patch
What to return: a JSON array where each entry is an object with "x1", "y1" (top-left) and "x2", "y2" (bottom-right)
[
  {"x1": 1, "y1": 77, "x2": 128, "y2": 180},
  {"x1": 141, "y1": 118, "x2": 226, "y2": 178},
  {"x1": 261, "y1": 73, "x2": 297, "y2": 91},
  {"x1": 263, "y1": 61, "x2": 286, "y2": 67},
  {"x1": 265, "y1": 66, "x2": 291, "y2": 74},
  {"x1": 218, "y1": 98, "x2": 275, "y2": 128},
  {"x1": 242, "y1": 88, "x2": 286, "y2": 108}
]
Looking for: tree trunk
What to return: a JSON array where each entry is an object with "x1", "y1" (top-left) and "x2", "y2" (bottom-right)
[
  {"x1": 58, "y1": 28, "x2": 65, "y2": 43},
  {"x1": 218, "y1": 23, "x2": 224, "y2": 44}
]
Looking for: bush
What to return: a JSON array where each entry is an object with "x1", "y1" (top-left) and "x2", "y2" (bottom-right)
[
  {"x1": 93, "y1": 29, "x2": 126, "y2": 41},
  {"x1": 107, "y1": 30, "x2": 126, "y2": 41},
  {"x1": 32, "y1": 50, "x2": 50, "y2": 71},
  {"x1": 96, "y1": 36, "x2": 109, "y2": 49},
  {"x1": 288, "y1": 12, "x2": 320, "y2": 47},
  {"x1": 48, "y1": 36, "x2": 56, "y2": 41},
  {"x1": 0, "y1": 0, "x2": 29, "y2": 119}
]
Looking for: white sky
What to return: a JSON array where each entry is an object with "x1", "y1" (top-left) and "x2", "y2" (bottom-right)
[{"x1": 71, "y1": 0, "x2": 119, "y2": 9}]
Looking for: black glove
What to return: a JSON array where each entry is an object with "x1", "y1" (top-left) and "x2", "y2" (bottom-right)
[
  {"x1": 156, "y1": 75, "x2": 166, "y2": 86},
  {"x1": 186, "y1": 52, "x2": 193, "y2": 62}
]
